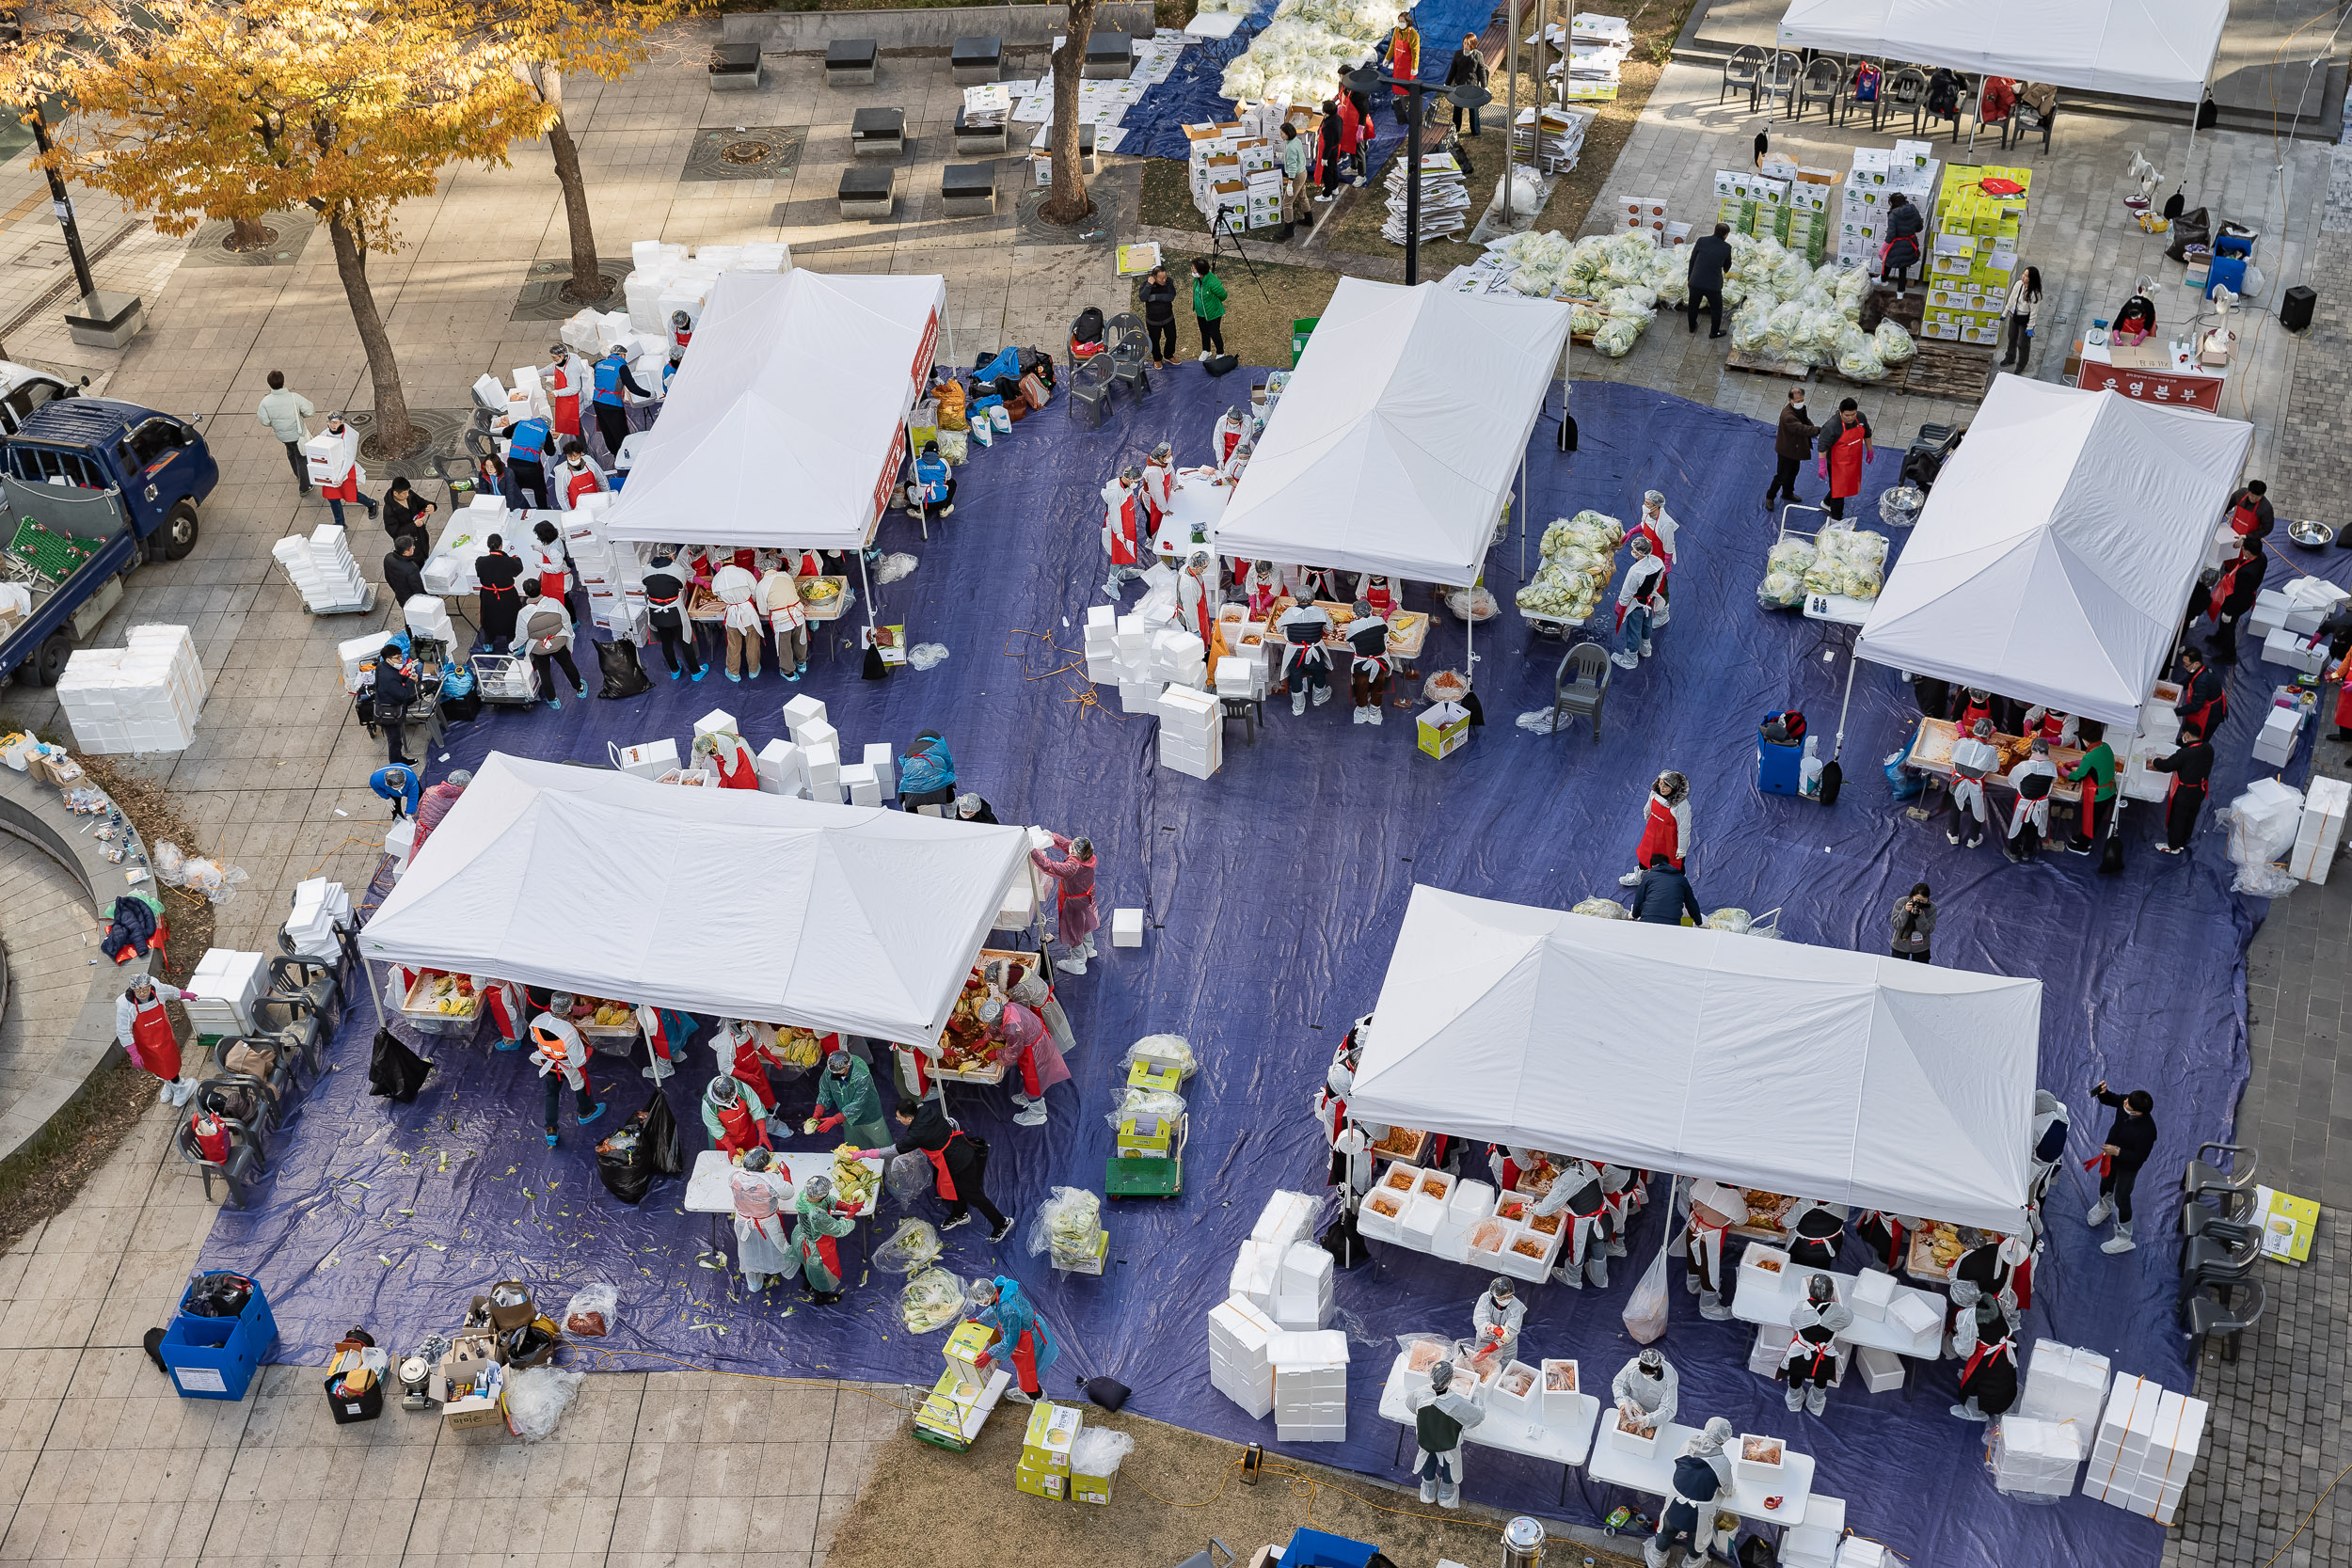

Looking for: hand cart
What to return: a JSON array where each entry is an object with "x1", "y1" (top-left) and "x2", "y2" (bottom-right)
[
  {"x1": 1106, "y1": 1111, "x2": 1187, "y2": 1199},
  {"x1": 469, "y1": 652, "x2": 540, "y2": 707}
]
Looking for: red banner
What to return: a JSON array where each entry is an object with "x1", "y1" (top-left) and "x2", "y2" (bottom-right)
[
  {"x1": 2079, "y1": 367, "x2": 2223, "y2": 411},
  {"x1": 912, "y1": 307, "x2": 941, "y2": 390},
  {"x1": 871, "y1": 424, "x2": 908, "y2": 534}
]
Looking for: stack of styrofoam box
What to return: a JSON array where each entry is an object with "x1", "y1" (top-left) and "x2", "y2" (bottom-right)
[
  {"x1": 1273, "y1": 1243, "x2": 1334, "y2": 1331},
  {"x1": 1082, "y1": 606, "x2": 1120, "y2": 683},
  {"x1": 403, "y1": 594, "x2": 455, "y2": 647},
  {"x1": 566, "y1": 494, "x2": 646, "y2": 642},
  {"x1": 615, "y1": 738, "x2": 681, "y2": 779},
  {"x1": 620, "y1": 237, "x2": 791, "y2": 345},
  {"x1": 1252, "y1": 1190, "x2": 1319, "y2": 1250},
  {"x1": 842, "y1": 760, "x2": 882, "y2": 806},
  {"x1": 304, "y1": 423, "x2": 358, "y2": 489},
  {"x1": 2292, "y1": 775, "x2": 2349, "y2": 882},
  {"x1": 1229, "y1": 1239, "x2": 1280, "y2": 1314},
  {"x1": 2261, "y1": 626, "x2": 2329, "y2": 678},
  {"x1": 1150, "y1": 629, "x2": 1206, "y2": 689},
  {"x1": 755, "y1": 737, "x2": 808, "y2": 798},
  {"x1": 784, "y1": 697, "x2": 844, "y2": 804},
  {"x1": 1776, "y1": 1497, "x2": 1848, "y2": 1568},
  {"x1": 182, "y1": 948, "x2": 268, "y2": 1037},
  {"x1": 386, "y1": 817, "x2": 418, "y2": 875},
  {"x1": 1270, "y1": 1329, "x2": 1349, "y2": 1443},
  {"x1": 339, "y1": 632, "x2": 389, "y2": 695},
  {"x1": 55, "y1": 626, "x2": 208, "y2": 754},
  {"x1": 2253, "y1": 696, "x2": 2307, "y2": 768},
  {"x1": 1208, "y1": 1294, "x2": 1279, "y2": 1419},
  {"x1": 862, "y1": 743, "x2": 897, "y2": 800},
  {"x1": 1848, "y1": 1266, "x2": 1897, "y2": 1324},
  {"x1": 2019, "y1": 1338, "x2": 2112, "y2": 1432},
  {"x1": 1991, "y1": 1416, "x2": 2087, "y2": 1498},
  {"x1": 284, "y1": 878, "x2": 352, "y2": 961},
  {"x1": 1157, "y1": 683, "x2": 1222, "y2": 779},
  {"x1": 271, "y1": 525, "x2": 369, "y2": 611},
  {"x1": 2085, "y1": 1373, "x2": 2206, "y2": 1524},
  {"x1": 1214, "y1": 651, "x2": 1267, "y2": 703},
  {"x1": 1836, "y1": 1539, "x2": 1888, "y2": 1568}
]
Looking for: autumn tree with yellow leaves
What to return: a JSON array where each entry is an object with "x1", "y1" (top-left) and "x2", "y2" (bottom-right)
[{"x1": 14, "y1": 0, "x2": 556, "y2": 456}]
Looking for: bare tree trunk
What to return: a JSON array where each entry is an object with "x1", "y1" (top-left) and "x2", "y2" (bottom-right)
[
  {"x1": 538, "y1": 68, "x2": 606, "y2": 304},
  {"x1": 326, "y1": 210, "x2": 419, "y2": 457},
  {"x1": 228, "y1": 215, "x2": 272, "y2": 251},
  {"x1": 1040, "y1": 0, "x2": 1098, "y2": 227}
]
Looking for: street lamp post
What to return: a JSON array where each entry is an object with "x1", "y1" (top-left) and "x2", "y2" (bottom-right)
[{"x1": 1345, "y1": 63, "x2": 1491, "y2": 287}]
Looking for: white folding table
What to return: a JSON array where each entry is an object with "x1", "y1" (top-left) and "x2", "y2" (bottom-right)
[
  {"x1": 1586, "y1": 1416, "x2": 1817, "y2": 1528},
  {"x1": 1375, "y1": 1351, "x2": 1599, "y2": 1508}
]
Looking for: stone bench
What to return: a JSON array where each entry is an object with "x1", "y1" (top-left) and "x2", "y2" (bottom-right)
[
  {"x1": 839, "y1": 166, "x2": 896, "y2": 220},
  {"x1": 951, "y1": 35, "x2": 1003, "y2": 85},
  {"x1": 825, "y1": 38, "x2": 879, "y2": 86},
  {"x1": 1083, "y1": 30, "x2": 1133, "y2": 80},
  {"x1": 850, "y1": 106, "x2": 906, "y2": 158},
  {"x1": 954, "y1": 105, "x2": 1009, "y2": 155},
  {"x1": 942, "y1": 163, "x2": 996, "y2": 218},
  {"x1": 708, "y1": 41, "x2": 761, "y2": 91}
]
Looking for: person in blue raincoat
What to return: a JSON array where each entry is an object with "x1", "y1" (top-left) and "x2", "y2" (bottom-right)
[
  {"x1": 898, "y1": 729, "x2": 957, "y2": 811},
  {"x1": 908, "y1": 440, "x2": 955, "y2": 517},
  {"x1": 967, "y1": 1275, "x2": 1057, "y2": 1403}
]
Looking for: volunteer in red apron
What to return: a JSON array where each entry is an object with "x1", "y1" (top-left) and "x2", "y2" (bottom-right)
[
  {"x1": 1006, "y1": 965, "x2": 1075, "y2": 1059},
  {"x1": 2173, "y1": 645, "x2": 2227, "y2": 739},
  {"x1": 1101, "y1": 467, "x2": 1148, "y2": 598},
  {"x1": 1031, "y1": 832, "x2": 1101, "y2": 975},
  {"x1": 117, "y1": 975, "x2": 194, "y2": 1103},
  {"x1": 1176, "y1": 549, "x2": 1217, "y2": 654},
  {"x1": 1950, "y1": 685, "x2": 1995, "y2": 735},
  {"x1": 966, "y1": 1275, "x2": 1059, "y2": 1404},
  {"x1": 692, "y1": 728, "x2": 760, "y2": 790},
  {"x1": 526, "y1": 519, "x2": 571, "y2": 610},
  {"x1": 1619, "y1": 770, "x2": 1692, "y2": 887},
  {"x1": 1777, "y1": 1274, "x2": 1853, "y2": 1416},
  {"x1": 2225, "y1": 480, "x2": 2273, "y2": 545},
  {"x1": 711, "y1": 1018, "x2": 775, "y2": 1115},
  {"x1": 983, "y1": 995, "x2": 1068, "y2": 1129},
  {"x1": 1488, "y1": 1144, "x2": 1541, "y2": 1196},
  {"x1": 480, "y1": 976, "x2": 527, "y2": 1049},
  {"x1": 2194, "y1": 538, "x2": 2265, "y2": 664},
  {"x1": 1955, "y1": 1230, "x2": 2036, "y2": 1316},
  {"x1": 1277, "y1": 599, "x2": 1335, "y2": 717},
  {"x1": 1353, "y1": 572, "x2": 1397, "y2": 617},
  {"x1": 1784, "y1": 1198, "x2": 1847, "y2": 1269},
  {"x1": 1533, "y1": 1155, "x2": 1613, "y2": 1289},
  {"x1": 1140, "y1": 442, "x2": 1177, "y2": 532},
  {"x1": 861, "y1": 1095, "x2": 1011, "y2": 1241},
  {"x1": 670, "y1": 309, "x2": 695, "y2": 351},
  {"x1": 2021, "y1": 705, "x2": 2080, "y2": 749},
  {"x1": 701, "y1": 1073, "x2": 771, "y2": 1159},
  {"x1": 541, "y1": 345, "x2": 582, "y2": 441},
  {"x1": 642, "y1": 551, "x2": 705, "y2": 682},
  {"x1": 1947, "y1": 719, "x2": 2000, "y2": 850},
  {"x1": 1213, "y1": 405, "x2": 1250, "y2": 464},
  {"x1": 790, "y1": 1174, "x2": 858, "y2": 1305},
  {"x1": 758, "y1": 554, "x2": 820, "y2": 682},
  {"x1": 1219, "y1": 438, "x2": 1255, "y2": 487},
  {"x1": 1343, "y1": 601, "x2": 1391, "y2": 726},
  {"x1": 1629, "y1": 489, "x2": 1679, "y2": 627},
  {"x1": 1683, "y1": 1180, "x2": 1746, "y2": 1322},
  {"x1": 554, "y1": 441, "x2": 608, "y2": 512},
  {"x1": 729, "y1": 1148, "x2": 795, "y2": 1291},
  {"x1": 1599, "y1": 1162, "x2": 1643, "y2": 1258},
  {"x1": 2147, "y1": 721, "x2": 2215, "y2": 853},
  {"x1": 632, "y1": 1002, "x2": 680, "y2": 1083},
  {"x1": 2002, "y1": 737, "x2": 2059, "y2": 862},
  {"x1": 1240, "y1": 560, "x2": 1284, "y2": 619},
  {"x1": 1948, "y1": 1278, "x2": 2022, "y2": 1423},
  {"x1": 1854, "y1": 1208, "x2": 1917, "y2": 1273},
  {"x1": 530, "y1": 1001, "x2": 605, "y2": 1147}
]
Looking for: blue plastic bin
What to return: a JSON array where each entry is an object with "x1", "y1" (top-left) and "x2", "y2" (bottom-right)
[
  {"x1": 1758, "y1": 736, "x2": 1805, "y2": 796},
  {"x1": 2205, "y1": 255, "x2": 2248, "y2": 298},
  {"x1": 1279, "y1": 1529, "x2": 1379, "y2": 1568},
  {"x1": 159, "y1": 1276, "x2": 276, "y2": 1401}
]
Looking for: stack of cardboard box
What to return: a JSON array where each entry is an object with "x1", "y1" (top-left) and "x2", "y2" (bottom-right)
[
  {"x1": 1016, "y1": 1401, "x2": 1084, "y2": 1499},
  {"x1": 1918, "y1": 161, "x2": 2029, "y2": 343}
]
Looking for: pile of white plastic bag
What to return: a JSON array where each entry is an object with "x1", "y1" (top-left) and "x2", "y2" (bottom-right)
[
  {"x1": 1518, "y1": 509, "x2": 1624, "y2": 622},
  {"x1": 1483, "y1": 230, "x2": 1681, "y2": 356},
  {"x1": 1721, "y1": 236, "x2": 1915, "y2": 373},
  {"x1": 1221, "y1": 0, "x2": 1406, "y2": 105},
  {"x1": 1756, "y1": 524, "x2": 1888, "y2": 608}
]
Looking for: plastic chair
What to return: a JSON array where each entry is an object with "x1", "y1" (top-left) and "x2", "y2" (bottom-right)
[
  {"x1": 2183, "y1": 1140, "x2": 2260, "y2": 1216},
  {"x1": 251, "y1": 995, "x2": 328, "y2": 1078},
  {"x1": 2005, "y1": 99, "x2": 2056, "y2": 155},
  {"x1": 1220, "y1": 694, "x2": 1263, "y2": 744},
  {"x1": 1067, "y1": 356, "x2": 1112, "y2": 430},
  {"x1": 1876, "y1": 67, "x2": 1927, "y2": 135},
  {"x1": 1105, "y1": 310, "x2": 1145, "y2": 346},
  {"x1": 268, "y1": 953, "x2": 342, "y2": 1028},
  {"x1": 1107, "y1": 347, "x2": 1151, "y2": 400},
  {"x1": 2179, "y1": 1205, "x2": 2260, "y2": 1244},
  {"x1": 1549, "y1": 641, "x2": 1612, "y2": 739},
  {"x1": 2176, "y1": 1226, "x2": 2261, "y2": 1306},
  {"x1": 174, "y1": 1116, "x2": 264, "y2": 1206},
  {"x1": 2181, "y1": 1278, "x2": 2265, "y2": 1363},
  {"x1": 1793, "y1": 57, "x2": 1844, "y2": 122},
  {"x1": 1720, "y1": 45, "x2": 1764, "y2": 106},
  {"x1": 1756, "y1": 51, "x2": 1802, "y2": 116}
]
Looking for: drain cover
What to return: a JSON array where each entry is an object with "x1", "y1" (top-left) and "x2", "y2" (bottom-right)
[{"x1": 721, "y1": 139, "x2": 776, "y2": 166}]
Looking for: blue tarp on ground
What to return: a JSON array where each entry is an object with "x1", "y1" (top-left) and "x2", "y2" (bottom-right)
[
  {"x1": 1120, "y1": 0, "x2": 1500, "y2": 163},
  {"x1": 200, "y1": 371, "x2": 2333, "y2": 1568}
]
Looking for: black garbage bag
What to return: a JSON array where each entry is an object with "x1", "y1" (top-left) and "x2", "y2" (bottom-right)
[
  {"x1": 2165, "y1": 206, "x2": 2210, "y2": 262},
  {"x1": 368, "y1": 1026, "x2": 432, "y2": 1103},
  {"x1": 644, "y1": 1087, "x2": 684, "y2": 1176},
  {"x1": 596, "y1": 1090, "x2": 684, "y2": 1204},
  {"x1": 596, "y1": 639, "x2": 652, "y2": 699}
]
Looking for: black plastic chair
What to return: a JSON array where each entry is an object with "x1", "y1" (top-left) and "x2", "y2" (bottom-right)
[
  {"x1": 1876, "y1": 68, "x2": 1928, "y2": 135},
  {"x1": 2179, "y1": 1204, "x2": 2259, "y2": 1244},
  {"x1": 251, "y1": 995, "x2": 328, "y2": 1078},
  {"x1": 175, "y1": 1116, "x2": 264, "y2": 1206},
  {"x1": 1549, "y1": 641, "x2": 1612, "y2": 739},
  {"x1": 1756, "y1": 51, "x2": 1802, "y2": 117},
  {"x1": 2181, "y1": 1277, "x2": 2265, "y2": 1363},
  {"x1": 1067, "y1": 356, "x2": 1112, "y2": 430},
  {"x1": 1792, "y1": 56, "x2": 1845, "y2": 122},
  {"x1": 2005, "y1": 99, "x2": 2057, "y2": 155},
  {"x1": 268, "y1": 953, "x2": 342, "y2": 1029},
  {"x1": 2183, "y1": 1140, "x2": 2260, "y2": 1217},
  {"x1": 2176, "y1": 1225, "x2": 2261, "y2": 1307},
  {"x1": 1721, "y1": 45, "x2": 1764, "y2": 106}
]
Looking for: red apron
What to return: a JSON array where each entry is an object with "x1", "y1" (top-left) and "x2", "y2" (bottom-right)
[
  {"x1": 548, "y1": 367, "x2": 581, "y2": 438},
  {"x1": 1962, "y1": 1335, "x2": 2014, "y2": 1388},
  {"x1": 2229, "y1": 499, "x2": 2263, "y2": 536},
  {"x1": 538, "y1": 565, "x2": 568, "y2": 599},
  {"x1": 126, "y1": 994, "x2": 182, "y2": 1080},
  {"x1": 1108, "y1": 494, "x2": 1142, "y2": 567},
  {"x1": 1634, "y1": 798, "x2": 1683, "y2": 869},
  {"x1": 712, "y1": 1094, "x2": 767, "y2": 1157},
  {"x1": 2336, "y1": 670, "x2": 2352, "y2": 731},
  {"x1": 923, "y1": 1130, "x2": 970, "y2": 1201},
  {"x1": 727, "y1": 1038, "x2": 773, "y2": 1105},
  {"x1": 1362, "y1": 580, "x2": 1394, "y2": 616},
  {"x1": 1955, "y1": 700, "x2": 1993, "y2": 734},
  {"x1": 2205, "y1": 557, "x2": 2253, "y2": 623},
  {"x1": 563, "y1": 467, "x2": 602, "y2": 510},
  {"x1": 803, "y1": 1227, "x2": 841, "y2": 1279}
]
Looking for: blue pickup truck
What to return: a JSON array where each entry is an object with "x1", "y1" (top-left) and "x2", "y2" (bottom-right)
[{"x1": 0, "y1": 394, "x2": 217, "y2": 686}]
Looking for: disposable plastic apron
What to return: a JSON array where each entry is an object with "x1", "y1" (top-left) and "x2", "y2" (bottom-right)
[{"x1": 125, "y1": 995, "x2": 182, "y2": 1080}]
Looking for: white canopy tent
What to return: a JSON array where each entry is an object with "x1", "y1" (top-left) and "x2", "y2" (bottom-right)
[
  {"x1": 1853, "y1": 375, "x2": 2252, "y2": 731},
  {"x1": 603, "y1": 269, "x2": 946, "y2": 555},
  {"x1": 1211, "y1": 277, "x2": 1571, "y2": 589},
  {"x1": 358, "y1": 752, "x2": 1026, "y2": 1045},
  {"x1": 1346, "y1": 886, "x2": 2043, "y2": 1235},
  {"x1": 1774, "y1": 0, "x2": 2228, "y2": 103}
]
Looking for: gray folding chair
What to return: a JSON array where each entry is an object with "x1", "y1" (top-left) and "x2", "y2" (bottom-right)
[
  {"x1": 2183, "y1": 1140, "x2": 2260, "y2": 1217},
  {"x1": 1793, "y1": 56, "x2": 1844, "y2": 122},
  {"x1": 1876, "y1": 68, "x2": 1927, "y2": 135},
  {"x1": 2181, "y1": 1278, "x2": 2265, "y2": 1364},
  {"x1": 1756, "y1": 50, "x2": 1802, "y2": 116},
  {"x1": 1721, "y1": 45, "x2": 1764, "y2": 106},
  {"x1": 1549, "y1": 641, "x2": 1612, "y2": 739},
  {"x1": 1067, "y1": 356, "x2": 1112, "y2": 429}
]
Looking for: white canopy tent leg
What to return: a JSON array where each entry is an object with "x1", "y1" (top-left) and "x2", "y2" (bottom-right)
[
  {"x1": 1833, "y1": 637, "x2": 1860, "y2": 763},
  {"x1": 860, "y1": 545, "x2": 879, "y2": 626},
  {"x1": 1518, "y1": 452, "x2": 1529, "y2": 579}
]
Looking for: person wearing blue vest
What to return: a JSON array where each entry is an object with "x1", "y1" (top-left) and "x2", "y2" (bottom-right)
[
  {"x1": 507, "y1": 416, "x2": 554, "y2": 510},
  {"x1": 909, "y1": 440, "x2": 955, "y2": 517},
  {"x1": 591, "y1": 349, "x2": 653, "y2": 459}
]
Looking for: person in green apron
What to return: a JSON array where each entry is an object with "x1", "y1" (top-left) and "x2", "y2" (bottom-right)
[
  {"x1": 808, "y1": 1050, "x2": 892, "y2": 1150},
  {"x1": 2063, "y1": 721, "x2": 2118, "y2": 854},
  {"x1": 1404, "y1": 1359, "x2": 1486, "y2": 1508},
  {"x1": 791, "y1": 1174, "x2": 858, "y2": 1304}
]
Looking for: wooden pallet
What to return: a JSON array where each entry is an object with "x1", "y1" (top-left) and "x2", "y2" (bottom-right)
[
  {"x1": 1726, "y1": 348, "x2": 1814, "y2": 380},
  {"x1": 1899, "y1": 341, "x2": 1995, "y2": 400}
]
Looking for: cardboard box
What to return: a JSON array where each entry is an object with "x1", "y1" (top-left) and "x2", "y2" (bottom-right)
[
  {"x1": 1417, "y1": 701, "x2": 1471, "y2": 760},
  {"x1": 442, "y1": 1393, "x2": 503, "y2": 1431},
  {"x1": 1072, "y1": 1470, "x2": 1113, "y2": 1504}
]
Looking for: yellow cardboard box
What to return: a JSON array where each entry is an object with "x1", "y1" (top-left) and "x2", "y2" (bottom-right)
[
  {"x1": 1417, "y1": 701, "x2": 1471, "y2": 760},
  {"x1": 1073, "y1": 1470, "x2": 1115, "y2": 1504},
  {"x1": 1015, "y1": 1465, "x2": 1068, "y2": 1500}
]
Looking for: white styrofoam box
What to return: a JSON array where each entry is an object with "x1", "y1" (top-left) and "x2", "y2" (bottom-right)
[
  {"x1": 1251, "y1": 1191, "x2": 1319, "y2": 1248},
  {"x1": 1355, "y1": 1194, "x2": 1402, "y2": 1243},
  {"x1": 2292, "y1": 775, "x2": 2350, "y2": 881},
  {"x1": 1086, "y1": 604, "x2": 1116, "y2": 629},
  {"x1": 1230, "y1": 1240, "x2": 1280, "y2": 1310},
  {"x1": 782, "y1": 694, "x2": 828, "y2": 734},
  {"x1": 305, "y1": 427, "x2": 358, "y2": 485},
  {"x1": 2261, "y1": 627, "x2": 2328, "y2": 675},
  {"x1": 1490, "y1": 1361, "x2": 1542, "y2": 1418},
  {"x1": 862, "y1": 742, "x2": 897, "y2": 798},
  {"x1": 994, "y1": 870, "x2": 1038, "y2": 930},
  {"x1": 1267, "y1": 1329, "x2": 1348, "y2": 1369},
  {"x1": 1836, "y1": 1539, "x2": 1887, "y2": 1568},
  {"x1": 386, "y1": 818, "x2": 417, "y2": 868},
  {"x1": 694, "y1": 707, "x2": 739, "y2": 739},
  {"x1": 804, "y1": 742, "x2": 840, "y2": 785},
  {"x1": 614, "y1": 738, "x2": 679, "y2": 779},
  {"x1": 1111, "y1": 908, "x2": 1144, "y2": 947},
  {"x1": 1446, "y1": 1179, "x2": 1496, "y2": 1226},
  {"x1": 1157, "y1": 683, "x2": 1219, "y2": 725},
  {"x1": 1160, "y1": 752, "x2": 1220, "y2": 783},
  {"x1": 402, "y1": 594, "x2": 454, "y2": 646},
  {"x1": 842, "y1": 763, "x2": 882, "y2": 807},
  {"x1": 1120, "y1": 682, "x2": 1161, "y2": 716},
  {"x1": 1749, "y1": 1323, "x2": 1793, "y2": 1375},
  {"x1": 1212, "y1": 1370, "x2": 1276, "y2": 1421},
  {"x1": 755, "y1": 738, "x2": 805, "y2": 796},
  {"x1": 1739, "y1": 1244, "x2": 1791, "y2": 1291},
  {"x1": 1886, "y1": 1291, "x2": 1941, "y2": 1336},
  {"x1": 1279, "y1": 1242, "x2": 1334, "y2": 1301},
  {"x1": 2249, "y1": 589, "x2": 2293, "y2": 636},
  {"x1": 1852, "y1": 1343, "x2": 1905, "y2": 1393},
  {"x1": 1777, "y1": 1496, "x2": 1848, "y2": 1568},
  {"x1": 1850, "y1": 1266, "x2": 1897, "y2": 1323},
  {"x1": 1400, "y1": 1192, "x2": 1445, "y2": 1247},
  {"x1": 1214, "y1": 654, "x2": 1266, "y2": 699},
  {"x1": 1270, "y1": 1293, "x2": 1331, "y2": 1331},
  {"x1": 2020, "y1": 1340, "x2": 2110, "y2": 1432},
  {"x1": 1607, "y1": 1412, "x2": 1661, "y2": 1457}
]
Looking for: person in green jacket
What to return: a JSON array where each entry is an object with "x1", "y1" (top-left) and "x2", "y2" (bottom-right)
[
  {"x1": 807, "y1": 1050, "x2": 891, "y2": 1150},
  {"x1": 2064, "y1": 721, "x2": 2118, "y2": 853},
  {"x1": 1191, "y1": 258, "x2": 1227, "y2": 360},
  {"x1": 791, "y1": 1174, "x2": 859, "y2": 1304}
]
